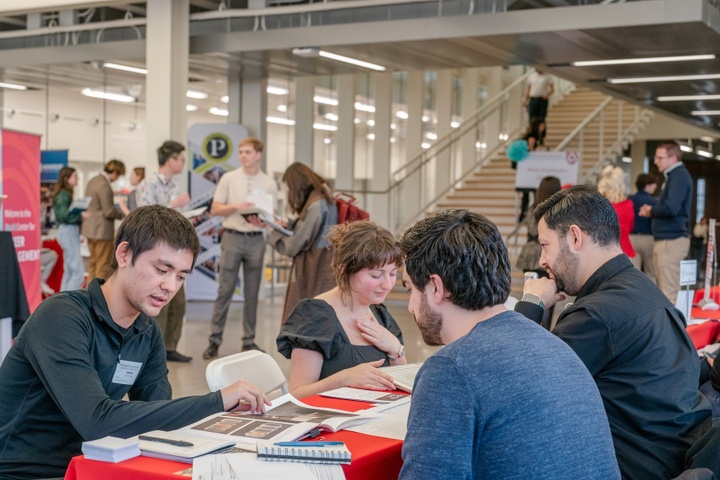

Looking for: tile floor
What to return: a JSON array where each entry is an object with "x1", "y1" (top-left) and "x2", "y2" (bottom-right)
[{"x1": 167, "y1": 294, "x2": 441, "y2": 399}]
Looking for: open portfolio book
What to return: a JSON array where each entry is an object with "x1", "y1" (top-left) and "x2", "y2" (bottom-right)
[
  {"x1": 379, "y1": 363, "x2": 423, "y2": 393},
  {"x1": 183, "y1": 394, "x2": 379, "y2": 446},
  {"x1": 239, "y1": 207, "x2": 293, "y2": 237}
]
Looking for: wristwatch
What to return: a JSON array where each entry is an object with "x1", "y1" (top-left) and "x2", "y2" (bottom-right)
[
  {"x1": 388, "y1": 345, "x2": 405, "y2": 361},
  {"x1": 521, "y1": 293, "x2": 545, "y2": 309}
]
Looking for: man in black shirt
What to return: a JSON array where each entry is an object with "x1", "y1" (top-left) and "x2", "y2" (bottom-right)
[{"x1": 515, "y1": 185, "x2": 710, "y2": 480}]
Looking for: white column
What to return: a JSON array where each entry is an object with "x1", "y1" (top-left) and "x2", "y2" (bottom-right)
[
  {"x1": 397, "y1": 70, "x2": 424, "y2": 231},
  {"x1": 461, "y1": 68, "x2": 480, "y2": 175},
  {"x1": 369, "y1": 73, "x2": 392, "y2": 228},
  {"x1": 146, "y1": 0, "x2": 189, "y2": 189},
  {"x1": 335, "y1": 74, "x2": 356, "y2": 191},
  {"x1": 294, "y1": 77, "x2": 315, "y2": 168},
  {"x1": 435, "y1": 69, "x2": 453, "y2": 198}
]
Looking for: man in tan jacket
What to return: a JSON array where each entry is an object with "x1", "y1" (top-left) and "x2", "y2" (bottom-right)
[{"x1": 82, "y1": 159, "x2": 126, "y2": 281}]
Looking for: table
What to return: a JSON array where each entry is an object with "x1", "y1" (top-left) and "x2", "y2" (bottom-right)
[
  {"x1": 65, "y1": 395, "x2": 404, "y2": 480},
  {"x1": 687, "y1": 318, "x2": 720, "y2": 349}
]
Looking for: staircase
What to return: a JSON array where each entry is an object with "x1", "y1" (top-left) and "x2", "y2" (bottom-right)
[{"x1": 435, "y1": 86, "x2": 653, "y2": 294}]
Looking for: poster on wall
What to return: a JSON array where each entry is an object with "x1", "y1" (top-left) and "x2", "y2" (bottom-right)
[
  {"x1": 515, "y1": 151, "x2": 580, "y2": 189},
  {"x1": 0, "y1": 129, "x2": 42, "y2": 312},
  {"x1": 185, "y1": 124, "x2": 248, "y2": 301}
]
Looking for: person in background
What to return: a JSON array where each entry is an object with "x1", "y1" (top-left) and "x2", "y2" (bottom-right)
[
  {"x1": 0, "y1": 205, "x2": 270, "y2": 480},
  {"x1": 136, "y1": 140, "x2": 193, "y2": 363},
  {"x1": 52, "y1": 166, "x2": 88, "y2": 291},
  {"x1": 514, "y1": 118, "x2": 547, "y2": 222},
  {"x1": 524, "y1": 68, "x2": 554, "y2": 122},
  {"x1": 398, "y1": 209, "x2": 619, "y2": 480},
  {"x1": 516, "y1": 185, "x2": 710, "y2": 479},
  {"x1": 258, "y1": 162, "x2": 337, "y2": 322},
  {"x1": 597, "y1": 165, "x2": 635, "y2": 259},
  {"x1": 515, "y1": 175, "x2": 561, "y2": 328},
  {"x1": 277, "y1": 221, "x2": 406, "y2": 399},
  {"x1": 628, "y1": 173, "x2": 658, "y2": 282},
  {"x1": 126, "y1": 167, "x2": 145, "y2": 211},
  {"x1": 203, "y1": 137, "x2": 278, "y2": 360},
  {"x1": 82, "y1": 159, "x2": 126, "y2": 281},
  {"x1": 40, "y1": 247, "x2": 59, "y2": 295},
  {"x1": 639, "y1": 141, "x2": 693, "y2": 304}
]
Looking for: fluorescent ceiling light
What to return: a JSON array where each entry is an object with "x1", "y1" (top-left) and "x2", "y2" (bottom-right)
[
  {"x1": 0, "y1": 81, "x2": 28, "y2": 91},
  {"x1": 324, "y1": 113, "x2": 338, "y2": 121},
  {"x1": 81, "y1": 88, "x2": 135, "y2": 103},
  {"x1": 323, "y1": 138, "x2": 332, "y2": 145},
  {"x1": 317, "y1": 50, "x2": 386, "y2": 72},
  {"x1": 186, "y1": 104, "x2": 198, "y2": 111},
  {"x1": 313, "y1": 123, "x2": 337, "y2": 132},
  {"x1": 421, "y1": 142, "x2": 431, "y2": 149},
  {"x1": 367, "y1": 133, "x2": 375, "y2": 140},
  {"x1": 102, "y1": 62, "x2": 147, "y2": 75},
  {"x1": 657, "y1": 94, "x2": 720, "y2": 102},
  {"x1": 354, "y1": 102, "x2": 375, "y2": 113},
  {"x1": 314, "y1": 95, "x2": 338, "y2": 106},
  {"x1": 700, "y1": 136, "x2": 716, "y2": 142},
  {"x1": 679, "y1": 144, "x2": 693, "y2": 152},
  {"x1": 221, "y1": 95, "x2": 229, "y2": 103},
  {"x1": 697, "y1": 149, "x2": 714, "y2": 158},
  {"x1": 608, "y1": 73, "x2": 720, "y2": 84},
  {"x1": 267, "y1": 116, "x2": 295, "y2": 126},
  {"x1": 573, "y1": 54, "x2": 716, "y2": 67},
  {"x1": 267, "y1": 86, "x2": 289, "y2": 95},
  {"x1": 692, "y1": 110, "x2": 720, "y2": 116},
  {"x1": 186, "y1": 90, "x2": 209, "y2": 100},
  {"x1": 395, "y1": 111, "x2": 408, "y2": 120},
  {"x1": 426, "y1": 132, "x2": 438, "y2": 140},
  {"x1": 277, "y1": 104, "x2": 288, "y2": 113},
  {"x1": 622, "y1": 156, "x2": 632, "y2": 163},
  {"x1": 367, "y1": 119, "x2": 375, "y2": 127},
  {"x1": 209, "y1": 107, "x2": 228, "y2": 116},
  {"x1": 451, "y1": 121, "x2": 460, "y2": 128}
]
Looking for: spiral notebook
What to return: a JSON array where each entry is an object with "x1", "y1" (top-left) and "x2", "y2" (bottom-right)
[{"x1": 256, "y1": 440, "x2": 351, "y2": 465}]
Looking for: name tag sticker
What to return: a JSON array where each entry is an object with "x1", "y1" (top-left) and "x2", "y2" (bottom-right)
[{"x1": 111, "y1": 359, "x2": 143, "y2": 385}]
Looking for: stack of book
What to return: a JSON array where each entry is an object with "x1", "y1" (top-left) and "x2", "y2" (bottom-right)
[{"x1": 257, "y1": 440, "x2": 351, "y2": 465}]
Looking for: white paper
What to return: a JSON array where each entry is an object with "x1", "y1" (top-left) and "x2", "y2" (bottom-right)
[
  {"x1": 347, "y1": 402, "x2": 411, "y2": 440},
  {"x1": 224, "y1": 453, "x2": 319, "y2": 480},
  {"x1": 183, "y1": 206, "x2": 208, "y2": 219},
  {"x1": 192, "y1": 454, "x2": 238, "y2": 480},
  {"x1": 247, "y1": 191, "x2": 274, "y2": 215}
]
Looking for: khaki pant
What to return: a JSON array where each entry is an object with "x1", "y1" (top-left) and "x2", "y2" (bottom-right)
[
  {"x1": 629, "y1": 234, "x2": 656, "y2": 284},
  {"x1": 86, "y1": 239, "x2": 114, "y2": 281},
  {"x1": 653, "y1": 237, "x2": 690, "y2": 305},
  {"x1": 155, "y1": 284, "x2": 186, "y2": 352}
]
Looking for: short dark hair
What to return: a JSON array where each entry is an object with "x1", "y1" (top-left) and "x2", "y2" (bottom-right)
[
  {"x1": 157, "y1": 140, "x2": 185, "y2": 166},
  {"x1": 104, "y1": 159, "x2": 126, "y2": 176},
  {"x1": 635, "y1": 173, "x2": 656, "y2": 190},
  {"x1": 534, "y1": 184, "x2": 619, "y2": 247},
  {"x1": 328, "y1": 221, "x2": 404, "y2": 303},
  {"x1": 400, "y1": 209, "x2": 510, "y2": 310},
  {"x1": 109, "y1": 205, "x2": 200, "y2": 275}
]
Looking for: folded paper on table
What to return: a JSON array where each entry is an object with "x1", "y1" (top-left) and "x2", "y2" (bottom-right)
[{"x1": 319, "y1": 387, "x2": 408, "y2": 404}]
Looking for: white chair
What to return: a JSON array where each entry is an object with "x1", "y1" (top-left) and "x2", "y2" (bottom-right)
[{"x1": 205, "y1": 350, "x2": 288, "y2": 396}]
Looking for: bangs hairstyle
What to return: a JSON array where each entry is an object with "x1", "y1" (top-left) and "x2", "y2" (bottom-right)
[
  {"x1": 400, "y1": 209, "x2": 510, "y2": 310},
  {"x1": 109, "y1": 205, "x2": 200, "y2": 275},
  {"x1": 329, "y1": 221, "x2": 404, "y2": 301},
  {"x1": 534, "y1": 184, "x2": 620, "y2": 247}
]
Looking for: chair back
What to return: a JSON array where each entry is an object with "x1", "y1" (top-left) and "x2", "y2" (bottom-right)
[{"x1": 205, "y1": 351, "x2": 288, "y2": 396}]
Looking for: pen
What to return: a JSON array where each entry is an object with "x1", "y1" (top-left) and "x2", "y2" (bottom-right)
[
  {"x1": 138, "y1": 435, "x2": 194, "y2": 447},
  {"x1": 274, "y1": 441, "x2": 344, "y2": 447}
]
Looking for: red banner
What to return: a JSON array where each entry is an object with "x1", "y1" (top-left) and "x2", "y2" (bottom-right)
[{"x1": 1, "y1": 129, "x2": 42, "y2": 312}]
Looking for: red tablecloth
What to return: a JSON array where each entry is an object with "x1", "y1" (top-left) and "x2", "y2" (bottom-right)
[{"x1": 65, "y1": 395, "x2": 404, "y2": 480}]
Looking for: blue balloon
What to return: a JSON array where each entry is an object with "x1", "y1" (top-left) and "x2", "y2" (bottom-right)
[{"x1": 506, "y1": 139, "x2": 529, "y2": 162}]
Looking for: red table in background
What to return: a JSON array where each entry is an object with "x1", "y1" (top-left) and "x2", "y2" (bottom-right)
[{"x1": 65, "y1": 395, "x2": 404, "y2": 480}]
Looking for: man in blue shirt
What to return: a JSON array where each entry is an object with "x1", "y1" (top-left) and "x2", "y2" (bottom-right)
[
  {"x1": 398, "y1": 209, "x2": 619, "y2": 480},
  {"x1": 639, "y1": 141, "x2": 693, "y2": 304},
  {"x1": 628, "y1": 172, "x2": 658, "y2": 282}
]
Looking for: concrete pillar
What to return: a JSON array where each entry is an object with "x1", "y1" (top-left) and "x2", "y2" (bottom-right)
[
  {"x1": 335, "y1": 74, "x2": 355, "y2": 191},
  {"x1": 369, "y1": 73, "x2": 392, "y2": 228},
  {"x1": 294, "y1": 77, "x2": 315, "y2": 167},
  {"x1": 460, "y1": 68, "x2": 480, "y2": 175},
  {"x1": 435, "y1": 69, "x2": 453, "y2": 198},
  {"x1": 484, "y1": 67, "x2": 503, "y2": 158},
  {"x1": 146, "y1": 0, "x2": 189, "y2": 189},
  {"x1": 396, "y1": 70, "x2": 424, "y2": 232}
]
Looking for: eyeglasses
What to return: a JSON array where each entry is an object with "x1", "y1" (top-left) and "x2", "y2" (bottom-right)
[{"x1": 654, "y1": 155, "x2": 669, "y2": 161}]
